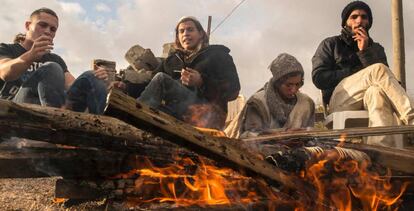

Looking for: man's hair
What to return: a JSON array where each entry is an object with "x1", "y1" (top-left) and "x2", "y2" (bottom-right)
[
  {"x1": 30, "y1": 7, "x2": 58, "y2": 20},
  {"x1": 13, "y1": 33, "x2": 26, "y2": 43},
  {"x1": 174, "y1": 16, "x2": 208, "y2": 50}
]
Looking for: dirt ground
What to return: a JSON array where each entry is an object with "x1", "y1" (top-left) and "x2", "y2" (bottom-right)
[{"x1": 0, "y1": 177, "x2": 109, "y2": 211}]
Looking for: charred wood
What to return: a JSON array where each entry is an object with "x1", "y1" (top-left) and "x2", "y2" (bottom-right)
[
  {"x1": 0, "y1": 99, "x2": 147, "y2": 151},
  {"x1": 0, "y1": 146, "x2": 149, "y2": 179},
  {"x1": 0, "y1": 99, "x2": 206, "y2": 158}
]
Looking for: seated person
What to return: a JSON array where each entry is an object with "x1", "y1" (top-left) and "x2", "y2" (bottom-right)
[
  {"x1": 0, "y1": 8, "x2": 74, "y2": 107},
  {"x1": 64, "y1": 45, "x2": 160, "y2": 114},
  {"x1": 225, "y1": 53, "x2": 315, "y2": 138},
  {"x1": 0, "y1": 8, "x2": 107, "y2": 114},
  {"x1": 312, "y1": 1, "x2": 414, "y2": 146},
  {"x1": 138, "y1": 16, "x2": 241, "y2": 130}
]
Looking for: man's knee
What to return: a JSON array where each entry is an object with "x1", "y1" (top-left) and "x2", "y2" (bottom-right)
[
  {"x1": 70, "y1": 70, "x2": 107, "y2": 92},
  {"x1": 365, "y1": 63, "x2": 392, "y2": 77},
  {"x1": 365, "y1": 85, "x2": 382, "y2": 95},
  {"x1": 152, "y1": 72, "x2": 170, "y2": 82},
  {"x1": 38, "y1": 62, "x2": 65, "y2": 79},
  {"x1": 77, "y1": 70, "x2": 98, "y2": 82},
  {"x1": 364, "y1": 86, "x2": 389, "y2": 107}
]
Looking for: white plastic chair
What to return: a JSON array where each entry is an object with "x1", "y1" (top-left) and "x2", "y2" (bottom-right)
[{"x1": 324, "y1": 110, "x2": 369, "y2": 129}]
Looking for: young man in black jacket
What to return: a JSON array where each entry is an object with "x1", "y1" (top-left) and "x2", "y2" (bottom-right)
[
  {"x1": 312, "y1": 1, "x2": 414, "y2": 146},
  {"x1": 138, "y1": 16, "x2": 240, "y2": 129}
]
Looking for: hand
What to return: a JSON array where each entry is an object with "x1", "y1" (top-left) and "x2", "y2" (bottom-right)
[
  {"x1": 353, "y1": 27, "x2": 369, "y2": 51},
  {"x1": 109, "y1": 81, "x2": 126, "y2": 90},
  {"x1": 93, "y1": 65, "x2": 109, "y2": 81},
  {"x1": 26, "y1": 35, "x2": 54, "y2": 62},
  {"x1": 180, "y1": 67, "x2": 203, "y2": 87}
]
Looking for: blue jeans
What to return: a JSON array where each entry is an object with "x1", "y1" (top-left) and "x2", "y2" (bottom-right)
[
  {"x1": 66, "y1": 71, "x2": 108, "y2": 114},
  {"x1": 138, "y1": 72, "x2": 206, "y2": 120},
  {"x1": 13, "y1": 62, "x2": 65, "y2": 108}
]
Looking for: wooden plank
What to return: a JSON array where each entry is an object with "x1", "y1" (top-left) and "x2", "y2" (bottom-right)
[
  {"x1": 0, "y1": 146, "x2": 136, "y2": 178},
  {"x1": 0, "y1": 99, "x2": 177, "y2": 152}
]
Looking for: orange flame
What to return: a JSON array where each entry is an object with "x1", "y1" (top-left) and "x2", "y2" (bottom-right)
[
  {"x1": 52, "y1": 198, "x2": 67, "y2": 204},
  {"x1": 304, "y1": 140, "x2": 409, "y2": 211},
  {"x1": 111, "y1": 133, "x2": 409, "y2": 209},
  {"x1": 115, "y1": 157, "x2": 264, "y2": 207},
  {"x1": 113, "y1": 156, "x2": 305, "y2": 210}
]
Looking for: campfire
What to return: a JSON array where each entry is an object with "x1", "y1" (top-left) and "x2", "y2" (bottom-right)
[
  {"x1": 105, "y1": 141, "x2": 409, "y2": 210},
  {"x1": 0, "y1": 89, "x2": 413, "y2": 210}
]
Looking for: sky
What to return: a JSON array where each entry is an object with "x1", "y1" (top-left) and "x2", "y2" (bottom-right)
[{"x1": 1, "y1": 0, "x2": 413, "y2": 105}]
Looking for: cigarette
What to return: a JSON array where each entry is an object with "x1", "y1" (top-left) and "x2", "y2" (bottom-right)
[{"x1": 173, "y1": 70, "x2": 182, "y2": 73}]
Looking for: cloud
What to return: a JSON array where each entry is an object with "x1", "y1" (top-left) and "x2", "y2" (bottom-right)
[
  {"x1": 95, "y1": 3, "x2": 111, "y2": 13},
  {"x1": 1, "y1": 0, "x2": 413, "y2": 102},
  {"x1": 59, "y1": 2, "x2": 85, "y2": 15}
]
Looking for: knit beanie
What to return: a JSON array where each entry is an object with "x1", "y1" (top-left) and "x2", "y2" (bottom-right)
[
  {"x1": 341, "y1": 1, "x2": 373, "y2": 29},
  {"x1": 268, "y1": 53, "x2": 304, "y2": 82}
]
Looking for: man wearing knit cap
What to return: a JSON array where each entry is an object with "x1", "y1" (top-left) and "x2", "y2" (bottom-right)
[
  {"x1": 225, "y1": 53, "x2": 315, "y2": 138},
  {"x1": 312, "y1": 1, "x2": 414, "y2": 147}
]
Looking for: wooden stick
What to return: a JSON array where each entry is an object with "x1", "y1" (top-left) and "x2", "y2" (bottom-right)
[
  {"x1": 242, "y1": 126, "x2": 414, "y2": 143},
  {"x1": 207, "y1": 15, "x2": 212, "y2": 42}
]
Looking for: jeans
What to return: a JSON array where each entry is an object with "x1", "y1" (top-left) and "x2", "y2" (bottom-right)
[
  {"x1": 138, "y1": 72, "x2": 206, "y2": 120},
  {"x1": 66, "y1": 70, "x2": 108, "y2": 114},
  {"x1": 13, "y1": 62, "x2": 65, "y2": 108}
]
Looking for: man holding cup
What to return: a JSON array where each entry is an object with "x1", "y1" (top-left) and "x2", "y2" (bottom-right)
[
  {"x1": 0, "y1": 8, "x2": 112, "y2": 114},
  {"x1": 0, "y1": 8, "x2": 73, "y2": 107}
]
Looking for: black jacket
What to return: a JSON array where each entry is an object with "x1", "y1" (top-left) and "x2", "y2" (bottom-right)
[
  {"x1": 312, "y1": 30, "x2": 388, "y2": 105},
  {"x1": 156, "y1": 45, "x2": 241, "y2": 112}
]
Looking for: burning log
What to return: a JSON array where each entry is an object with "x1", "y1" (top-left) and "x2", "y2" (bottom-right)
[
  {"x1": 104, "y1": 89, "x2": 315, "y2": 195},
  {"x1": 249, "y1": 136, "x2": 414, "y2": 175},
  {"x1": 254, "y1": 138, "x2": 413, "y2": 210},
  {"x1": 54, "y1": 157, "x2": 305, "y2": 210},
  {"x1": 319, "y1": 139, "x2": 414, "y2": 175},
  {"x1": 242, "y1": 126, "x2": 414, "y2": 174}
]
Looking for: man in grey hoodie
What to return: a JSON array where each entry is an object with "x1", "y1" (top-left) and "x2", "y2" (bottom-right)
[{"x1": 226, "y1": 53, "x2": 315, "y2": 138}]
